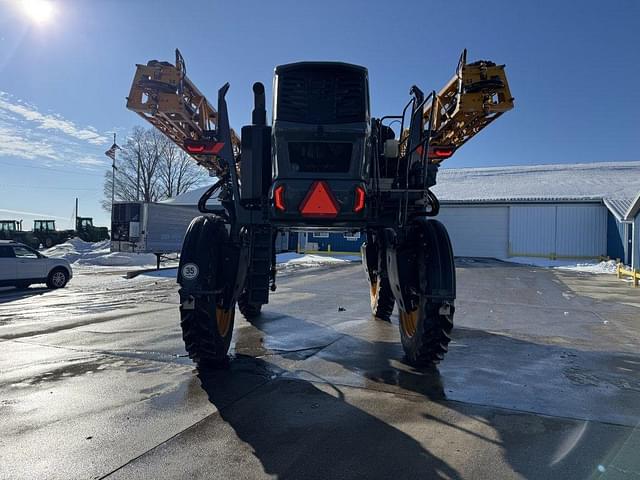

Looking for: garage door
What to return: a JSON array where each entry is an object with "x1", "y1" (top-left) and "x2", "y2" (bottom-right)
[
  {"x1": 556, "y1": 205, "x2": 606, "y2": 257},
  {"x1": 509, "y1": 204, "x2": 607, "y2": 258},
  {"x1": 437, "y1": 206, "x2": 509, "y2": 258},
  {"x1": 508, "y1": 206, "x2": 556, "y2": 257}
]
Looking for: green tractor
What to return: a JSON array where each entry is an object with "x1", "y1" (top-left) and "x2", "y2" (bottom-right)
[
  {"x1": 75, "y1": 217, "x2": 110, "y2": 242},
  {"x1": 0, "y1": 220, "x2": 40, "y2": 248},
  {"x1": 32, "y1": 220, "x2": 73, "y2": 248}
]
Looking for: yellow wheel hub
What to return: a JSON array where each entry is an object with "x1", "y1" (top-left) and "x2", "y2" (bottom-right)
[
  {"x1": 399, "y1": 308, "x2": 419, "y2": 337},
  {"x1": 369, "y1": 279, "x2": 378, "y2": 310},
  {"x1": 216, "y1": 306, "x2": 234, "y2": 337}
]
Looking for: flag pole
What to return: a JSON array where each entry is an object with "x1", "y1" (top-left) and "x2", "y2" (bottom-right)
[{"x1": 111, "y1": 133, "x2": 116, "y2": 209}]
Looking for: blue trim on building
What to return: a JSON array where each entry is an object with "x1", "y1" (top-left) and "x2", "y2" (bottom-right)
[
  {"x1": 607, "y1": 212, "x2": 630, "y2": 263},
  {"x1": 305, "y1": 232, "x2": 365, "y2": 252}
]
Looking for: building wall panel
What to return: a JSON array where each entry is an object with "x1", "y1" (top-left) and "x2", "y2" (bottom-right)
[
  {"x1": 607, "y1": 212, "x2": 627, "y2": 262},
  {"x1": 556, "y1": 205, "x2": 607, "y2": 257},
  {"x1": 437, "y1": 206, "x2": 509, "y2": 258},
  {"x1": 509, "y1": 206, "x2": 556, "y2": 257},
  {"x1": 633, "y1": 216, "x2": 640, "y2": 270}
]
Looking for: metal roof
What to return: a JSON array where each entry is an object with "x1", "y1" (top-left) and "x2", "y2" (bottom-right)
[
  {"x1": 625, "y1": 192, "x2": 640, "y2": 220},
  {"x1": 433, "y1": 161, "x2": 640, "y2": 202},
  {"x1": 440, "y1": 197, "x2": 603, "y2": 205},
  {"x1": 603, "y1": 197, "x2": 634, "y2": 222}
]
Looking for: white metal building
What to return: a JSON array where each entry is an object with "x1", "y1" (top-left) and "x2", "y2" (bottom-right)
[
  {"x1": 438, "y1": 199, "x2": 607, "y2": 260},
  {"x1": 432, "y1": 162, "x2": 640, "y2": 264}
]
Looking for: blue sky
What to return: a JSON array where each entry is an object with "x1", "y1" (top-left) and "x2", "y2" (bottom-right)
[{"x1": 0, "y1": 0, "x2": 638, "y2": 228}]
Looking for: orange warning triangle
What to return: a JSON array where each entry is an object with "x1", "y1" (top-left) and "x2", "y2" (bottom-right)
[{"x1": 299, "y1": 181, "x2": 339, "y2": 217}]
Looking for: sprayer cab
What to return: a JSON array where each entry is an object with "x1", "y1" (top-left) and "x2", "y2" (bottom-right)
[{"x1": 268, "y1": 62, "x2": 370, "y2": 227}]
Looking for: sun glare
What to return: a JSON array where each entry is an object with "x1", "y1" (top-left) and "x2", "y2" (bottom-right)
[{"x1": 20, "y1": 0, "x2": 55, "y2": 25}]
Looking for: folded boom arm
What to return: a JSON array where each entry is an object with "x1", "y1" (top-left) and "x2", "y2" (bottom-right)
[
  {"x1": 126, "y1": 49, "x2": 240, "y2": 174},
  {"x1": 421, "y1": 49, "x2": 514, "y2": 163}
]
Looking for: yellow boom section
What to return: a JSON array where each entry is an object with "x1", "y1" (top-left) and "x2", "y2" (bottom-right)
[
  {"x1": 423, "y1": 50, "x2": 514, "y2": 162},
  {"x1": 126, "y1": 49, "x2": 240, "y2": 173}
]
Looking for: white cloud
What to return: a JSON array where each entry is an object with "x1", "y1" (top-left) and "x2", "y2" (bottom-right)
[
  {"x1": 0, "y1": 92, "x2": 109, "y2": 145},
  {"x1": 0, "y1": 91, "x2": 118, "y2": 172},
  {"x1": 0, "y1": 125, "x2": 58, "y2": 160},
  {"x1": 75, "y1": 156, "x2": 107, "y2": 166}
]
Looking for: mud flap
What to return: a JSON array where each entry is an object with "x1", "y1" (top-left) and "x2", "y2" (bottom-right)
[{"x1": 386, "y1": 219, "x2": 456, "y2": 311}]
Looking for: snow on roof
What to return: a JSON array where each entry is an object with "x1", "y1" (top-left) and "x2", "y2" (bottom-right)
[
  {"x1": 625, "y1": 191, "x2": 640, "y2": 220},
  {"x1": 161, "y1": 186, "x2": 220, "y2": 206},
  {"x1": 603, "y1": 197, "x2": 634, "y2": 222},
  {"x1": 432, "y1": 161, "x2": 640, "y2": 202}
]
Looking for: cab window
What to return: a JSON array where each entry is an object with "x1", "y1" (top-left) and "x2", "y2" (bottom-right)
[
  {"x1": 0, "y1": 246, "x2": 15, "y2": 258},
  {"x1": 13, "y1": 246, "x2": 39, "y2": 259}
]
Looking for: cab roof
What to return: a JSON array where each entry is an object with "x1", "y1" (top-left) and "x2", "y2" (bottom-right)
[{"x1": 275, "y1": 61, "x2": 368, "y2": 75}]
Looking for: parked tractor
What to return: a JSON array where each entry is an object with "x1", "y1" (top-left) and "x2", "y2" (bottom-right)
[
  {"x1": 75, "y1": 217, "x2": 109, "y2": 242},
  {"x1": 127, "y1": 49, "x2": 513, "y2": 367},
  {"x1": 31, "y1": 220, "x2": 74, "y2": 248},
  {"x1": 0, "y1": 220, "x2": 38, "y2": 248}
]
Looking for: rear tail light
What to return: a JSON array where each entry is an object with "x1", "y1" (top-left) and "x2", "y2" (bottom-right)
[
  {"x1": 184, "y1": 139, "x2": 224, "y2": 155},
  {"x1": 274, "y1": 185, "x2": 286, "y2": 211},
  {"x1": 354, "y1": 186, "x2": 366, "y2": 213},
  {"x1": 427, "y1": 145, "x2": 455, "y2": 160}
]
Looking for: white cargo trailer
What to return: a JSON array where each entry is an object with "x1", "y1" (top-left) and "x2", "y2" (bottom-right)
[{"x1": 110, "y1": 201, "x2": 201, "y2": 256}]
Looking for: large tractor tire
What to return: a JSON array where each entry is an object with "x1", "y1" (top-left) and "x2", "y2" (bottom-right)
[
  {"x1": 178, "y1": 215, "x2": 236, "y2": 368},
  {"x1": 369, "y1": 274, "x2": 395, "y2": 321},
  {"x1": 398, "y1": 299, "x2": 454, "y2": 366},
  {"x1": 238, "y1": 289, "x2": 262, "y2": 319},
  {"x1": 390, "y1": 219, "x2": 456, "y2": 366},
  {"x1": 362, "y1": 240, "x2": 395, "y2": 321}
]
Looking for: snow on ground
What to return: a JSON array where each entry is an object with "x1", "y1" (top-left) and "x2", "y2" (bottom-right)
[
  {"x1": 42, "y1": 237, "x2": 161, "y2": 268},
  {"x1": 43, "y1": 237, "x2": 361, "y2": 277},
  {"x1": 139, "y1": 252, "x2": 361, "y2": 279},
  {"x1": 433, "y1": 161, "x2": 640, "y2": 200},
  {"x1": 507, "y1": 257, "x2": 618, "y2": 274}
]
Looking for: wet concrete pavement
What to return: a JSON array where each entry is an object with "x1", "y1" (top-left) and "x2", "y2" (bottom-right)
[{"x1": 1, "y1": 260, "x2": 639, "y2": 479}]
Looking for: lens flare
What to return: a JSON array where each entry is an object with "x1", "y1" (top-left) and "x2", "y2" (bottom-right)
[{"x1": 20, "y1": 0, "x2": 55, "y2": 25}]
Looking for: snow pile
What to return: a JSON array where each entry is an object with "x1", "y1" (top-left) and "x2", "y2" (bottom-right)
[
  {"x1": 507, "y1": 256, "x2": 617, "y2": 274},
  {"x1": 277, "y1": 253, "x2": 360, "y2": 274},
  {"x1": 42, "y1": 237, "x2": 110, "y2": 263},
  {"x1": 278, "y1": 253, "x2": 355, "y2": 266},
  {"x1": 555, "y1": 260, "x2": 618, "y2": 274},
  {"x1": 42, "y1": 237, "x2": 159, "y2": 267}
]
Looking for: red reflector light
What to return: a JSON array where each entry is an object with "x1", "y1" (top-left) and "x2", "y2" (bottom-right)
[
  {"x1": 354, "y1": 186, "x2": 365, "y2": 213},
  {"x1": 427, "y1": 145, "x2": 455, "y2": 160},
  {"x1": 274, "y1": 185, "x2": 286, "y2": 211},
  {"x1": 184, "y1": 140, "x2": 224, "y2": 155},
  {"x1": 299, "y1": 181, "x2": 339, "y2": 218}
]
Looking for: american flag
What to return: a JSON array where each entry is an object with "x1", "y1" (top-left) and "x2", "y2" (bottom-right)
[{"x1": 104, "y1": 143, "x2": 120, "y2": 162}]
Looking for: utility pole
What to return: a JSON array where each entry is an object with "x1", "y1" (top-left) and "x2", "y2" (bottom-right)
[{"x1": 75, "y1": 197, "x2": 78, "y2": 230}]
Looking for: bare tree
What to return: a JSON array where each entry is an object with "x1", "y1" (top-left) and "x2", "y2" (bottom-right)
[
  {"x1": 159, "y1": 139, "x2": 208, "y2": 199},
  {"x1": 102, "y1": 127, "x2": 208, "y2": 211}
]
